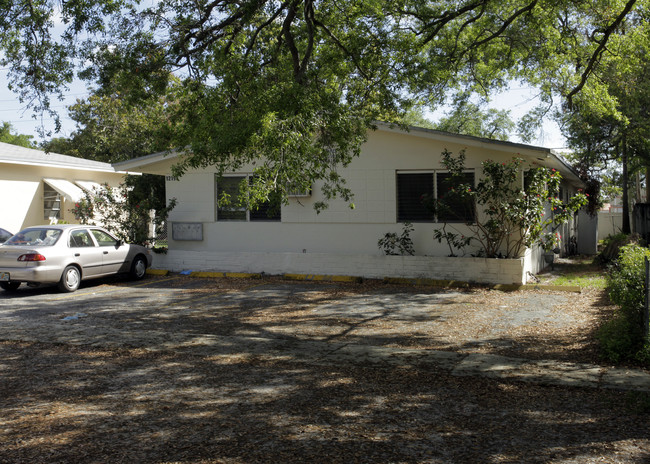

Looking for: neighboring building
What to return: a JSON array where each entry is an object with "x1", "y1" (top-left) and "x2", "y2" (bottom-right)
[
  {"x1": 0, "y1": 142, "x2": 129, "y2": 233},
  {"x1": 115, "y1": 124, "x2": 587, "y2": 284}
]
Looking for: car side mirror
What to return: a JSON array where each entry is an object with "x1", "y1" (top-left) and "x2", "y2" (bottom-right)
[{"x1": 116, "y1": 240, "x2": 123, "y2": 248}]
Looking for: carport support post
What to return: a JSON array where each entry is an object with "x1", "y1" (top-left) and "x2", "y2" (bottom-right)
[{"x1": 645, "y1": 257, "x2": 650, "y2": 341}]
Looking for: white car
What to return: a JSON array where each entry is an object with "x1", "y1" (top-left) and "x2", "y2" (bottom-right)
[
  {"x1": 0, "y1": 228, "x2": 12, "y2": 244},
  {"x1": 0, "y1": 225, "x2": 152, "y2": 292}
]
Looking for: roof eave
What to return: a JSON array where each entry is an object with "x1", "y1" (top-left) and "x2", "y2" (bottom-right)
[
  {"x1": 375, "y1": 122, "x2": 553, "y2": 157},
  {"x1": 112, "y1": 150, "x2": 181, "y2": 172}
]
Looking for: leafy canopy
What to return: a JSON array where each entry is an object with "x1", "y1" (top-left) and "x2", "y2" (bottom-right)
[
  {"x1": 557, "y1": 17, "x2": 650, "y2": 221},
  {"x1": 0, "y1": 122, "x2": 36, "y2": 148},
  {"x1": 2, "y1": 0, "x2": 649, "y2": 208}
]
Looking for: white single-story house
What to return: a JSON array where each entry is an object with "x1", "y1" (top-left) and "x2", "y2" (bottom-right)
[
  {"x1": 0, "y1": 142, "x2": 130, "y2": 234},
  {"x1": 114, "y1": 124, "x2": 588, "y2": 285}
]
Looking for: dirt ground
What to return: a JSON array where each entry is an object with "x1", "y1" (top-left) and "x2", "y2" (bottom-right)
[{"x1": 0, "y1": 272, "x2": 649, "y2": 463}]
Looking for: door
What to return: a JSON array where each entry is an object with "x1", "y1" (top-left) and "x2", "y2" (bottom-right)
[
  {"x1": 90, "y1": 229, "x2": 130, "y2": 275},
  {"x1": 68, "y1": 229, "x2": 104, "y2": 277}
]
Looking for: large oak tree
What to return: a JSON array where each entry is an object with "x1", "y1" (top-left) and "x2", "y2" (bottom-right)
[{"x1": 1, "y1": 0, "x2": 646, "y2": 209}]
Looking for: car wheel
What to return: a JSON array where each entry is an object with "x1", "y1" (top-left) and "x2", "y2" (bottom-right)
[
  {"x1": 130, "y1": 255, "x2": 147, "y2": 280},
  {"x1": 58, "y1": 265, "x2": 81, "y2": 293},
  {"x1": 0, "y1": 281, "x2": 20, "y2": 291}
]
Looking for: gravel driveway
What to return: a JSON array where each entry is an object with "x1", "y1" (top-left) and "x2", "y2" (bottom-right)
[{"x1": 1, "y1": 274, "x2": 648, "y2": 463}]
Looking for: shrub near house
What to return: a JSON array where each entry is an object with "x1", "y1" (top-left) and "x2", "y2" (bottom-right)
[
  {"x1": 426, "y1": 150, "x2": 587, "y2": 258},
  {"x1": 601, "y1": 243, "x2": 650, "y2": 364},
  {"x1": 71, "y1": 181, "x2": 176, "y2": 246}
]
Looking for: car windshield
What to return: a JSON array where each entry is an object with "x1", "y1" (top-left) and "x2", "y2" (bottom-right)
[{"x1": 4, "y1": 228, "x2": 62, "y2": 246}]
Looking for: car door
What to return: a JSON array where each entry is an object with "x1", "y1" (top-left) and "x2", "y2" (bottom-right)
[
  {"x1": 68, "y1": 228, "x2": 104, "y2": 277},
  {"x1": 90, "y1": 229, "x2": 130, "y2": 275}
]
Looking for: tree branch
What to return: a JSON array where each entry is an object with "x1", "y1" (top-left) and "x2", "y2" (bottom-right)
[
  {"x1": 567, "y1": 0, "x2": 638, "y2": 107},
  {"x1": 473, "y1": 0, "x2": 538, "y2": 47}
]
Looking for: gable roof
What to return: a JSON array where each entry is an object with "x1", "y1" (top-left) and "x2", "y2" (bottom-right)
[
  {"x1": 376, "y1": 123, "x2": 584, "y2": 186},
  {"x1": 113, "y1": 124, "x2": 584, "y2": 186},
  {"x1": 0, "y1": 141, "x2": 123, "y2": 173}
]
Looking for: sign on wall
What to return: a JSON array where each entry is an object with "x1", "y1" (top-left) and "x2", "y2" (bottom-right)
[{"x1": 171, "y1": 222, "x2": 203, "y2": 241}]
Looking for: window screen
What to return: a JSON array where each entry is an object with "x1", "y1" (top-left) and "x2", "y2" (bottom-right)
[
  {"x1": 397, "y1": 173, "x2": 434, "y2": 222},
  {"x1": 249, "y1": 196, "x2": 281, "y2": 221},
  {"x1": 217, "y1": 176, "x2": 246, "y2": 221},
  {"x1": 43, "y1": 184, "x2": 61, "y2": 221},
  {"x1": 217, "y1": 175, "x2": 281, "y2": 222},
  {"x1": 436, "y1": 172, "x2": 475, "y2": 223}
]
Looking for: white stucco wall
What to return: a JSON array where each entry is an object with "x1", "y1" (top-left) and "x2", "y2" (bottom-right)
[
  {"x1": 164, "y1": 128, "x2": 551, "y2": 258},
  {"x1": 0, "y1": 163, "x2": 126, "y2": 233}
]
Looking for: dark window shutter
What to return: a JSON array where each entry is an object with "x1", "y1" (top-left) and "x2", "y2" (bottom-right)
[
  {"x1": 217, "y1": 176, "x2": 246, "y2": 221},
  {"x1": 436, "y1": 172, "x2": 475, "y2": 223},
  {"x1": 397, "y1": 173, "x2": 434, "y2": 222},
  {"x1": 249, "y1": 177, "x2": 281, "y2": 222}
]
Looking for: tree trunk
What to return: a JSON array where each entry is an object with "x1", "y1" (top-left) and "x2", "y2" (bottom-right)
[
  {"x1": 646, "y1": 167, "x2": 650, "y2": 203},
  {"x1": 622, "y1": 136, "x2": 631, "y2": 234}
]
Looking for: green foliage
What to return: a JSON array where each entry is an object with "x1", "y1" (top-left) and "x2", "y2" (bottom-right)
[
  {"x1": 536, "y1": 258, "x2": 607, "y2": 288},
  {"x1": 559, "y1": 21, "x2": 650, "y2": 223},
  {"x1": 433, "y1": 95, "x2": 515, "y2": 141},
  {"x1": 601, "y1": 244, "x2": 650, "y2": 364},
  {"x1": 433, "y1": 224, "x2": 473, "y2": 257},
  {"x1": 602, "y1": 233, "x2": 631, "y2": 249},
  {"x1": 0, "y1": 122, "x2": 35, "y2": 148},
  {"x1": 378, "y1": 223, "x2": 415, "y2": 256},
  {"x1": 0, "y1": 0, "x2": 130, "y2": 134},
  {"x1": 70, "y1": 179, "x2": 176, "y2": 245},
  {"x1": 42, "y1": 82, "x2": 180, "y2": 163},
  {"x1": 540, "y1": 232, "x2": 562, "y2": 253},
  {"x1": 433, "y1": 150, "x2": 588, "y2": 258},
  {"x1": 41, "y1": 84, "x2": 176, "y2": 217},
  {"x1": 3, "y1": 1, "x2": 650, "y2": 207},
  {"x1": 608, "y1": 244, "x2": 650, "y2": 326},
  {"x1": 401, "y1": 108, "x2": 436, "y2": 129},
  {"x1": 552, "y1": 274, "x2": 607, "y2": 290},
  {"x1": 598, "y1": 316, "x2": 638, "y2": 363}
]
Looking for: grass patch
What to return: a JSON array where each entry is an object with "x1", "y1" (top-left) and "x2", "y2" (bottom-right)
[
  {"x1": 537, "y1": 257, "x2": 608, "y2": 289},
  {"x1": 551, "y1": 273, "x2": 607, "y2": 289}
]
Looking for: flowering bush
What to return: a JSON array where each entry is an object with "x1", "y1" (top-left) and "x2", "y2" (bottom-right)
[
  {"x1": 433, "y1": 225, "x2": 473, "y2": 257},
  {"x1": 432, "y1": 150, "x2": 588, "y2": 258},
  {"x1": 69, "y1": 180, "x2": 176, "y2": 245},
  {"x1": 540, "y1": 232, "x2": 562, "y2": 253},
  {"x1": 71, "y1": 199, "x2": 94, "y2": 223}
]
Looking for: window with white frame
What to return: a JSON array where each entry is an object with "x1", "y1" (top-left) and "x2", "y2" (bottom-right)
[
  {"x1": 396, "y1": 171, "x2": 475, "y2": 223},
  {"x1": 43, "y1": 184, "x2": 61, "y2": 221},
  {"x1": 216, "y1": 175, "x2": 281, "y2": 222}
]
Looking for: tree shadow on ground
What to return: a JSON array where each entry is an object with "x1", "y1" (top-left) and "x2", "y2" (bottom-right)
[
  {"x1": 1, "y1": 275, "x2": 649, "y2": 462},
  {"x1": 0, "y1": 341, "x2": 649, "y2": 463}
]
